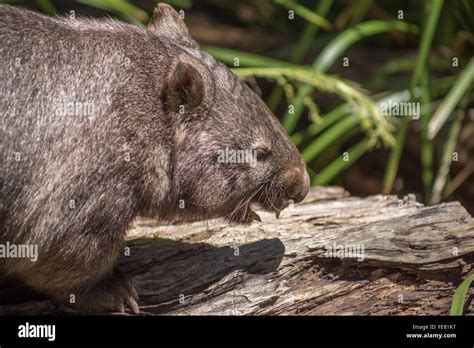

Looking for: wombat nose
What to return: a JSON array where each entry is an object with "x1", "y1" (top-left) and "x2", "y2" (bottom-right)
[{"x1": 282, "y1": 167, "x2": 310, "y2": 204}]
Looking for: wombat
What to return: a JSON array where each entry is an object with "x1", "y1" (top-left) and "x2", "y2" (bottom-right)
[{"x1": 0, "y1": 4, "x2": 309, "y2": 313}]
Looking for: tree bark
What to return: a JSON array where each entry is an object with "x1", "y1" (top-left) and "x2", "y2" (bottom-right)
[{"x1": 2, "y1": 187, "x2": 473, "y2": 315}]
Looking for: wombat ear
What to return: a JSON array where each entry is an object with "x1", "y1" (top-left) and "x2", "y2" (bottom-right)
[
  {"x1": 149, "y1": 3, "x2": 197, "y2": 48},
  {"x1": 161, "y1": 53, "x2": 214, "y2": 119}
]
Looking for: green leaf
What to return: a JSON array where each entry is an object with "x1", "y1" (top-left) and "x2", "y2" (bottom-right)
[
  {"x1": 428, "y1": 58, "x2": 474, "y2": 139},
  {"x1": 301, "y1": 116, "x2": 359, "y2": 163},
  {"x1": 233, "y1": 66, "x2": 395, "y2": 148},
  {"x1": 312, "y1": 20, "x2": 418, "y2": 73},
  {"x1": 383, "y1": 0, "x2": 444, "y2": 194},
  {"x1": 204, "y1": 46, "x2": 295, "y2": 68},
  {"x1": 313, "y1": 139, "x2": 371, "y2": 185},
  {"x1": 409, "y1": 0, "x2": 444, "y2": 93},
  {"x1": 268, "y1": 0, "x2": 333, "y2": 111},
  {"x1": 291, "y1": 104, "x2": 347, "y2": 146},
  {"x1": 450, "y1": 274, "x2": 474, "y2": 315},
  {"x1": 281, "y1": 19, "x2": 418, "y2": 134},
  {"x1": 430, "y1": 111, "x2": 463, "y2": 204},
  {"x1": 288, "y1": 0, "x2": 333, "y2": 64},
  {"x1": 420, "y1": 69, "x2": 434, "y2": 202},
  {"x1": 292, "y1": 76, "x2": 455, "y2": 148},
  {"x1": 365, "y1": 56, "x2": 452, "y2": 91},
  {"x1": 273, "y1": 0, "x2": 333, "y2": 31}
]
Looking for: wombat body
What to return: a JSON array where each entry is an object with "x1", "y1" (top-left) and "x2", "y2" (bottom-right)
[{"x1": 0, "y1": 4, "x2": 309, "y2": 312}]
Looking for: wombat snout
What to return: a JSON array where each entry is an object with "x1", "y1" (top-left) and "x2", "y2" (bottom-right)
[{"x1": 281, "y1": 166, "x2": 310, "y2": 203}]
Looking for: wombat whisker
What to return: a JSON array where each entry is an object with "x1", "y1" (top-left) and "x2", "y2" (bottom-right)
[
  {"x1": 263, "y1": 176, "x2": 282, "y2": 211},
  {"x1": 226, "y1": 185, "x2": 264, "y2": 221},
  {"x1": 229, "y1": 189, "x2": 260, "y2": 220}
]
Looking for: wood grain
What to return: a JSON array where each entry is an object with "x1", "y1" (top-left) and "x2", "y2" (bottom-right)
[{"x1": 1, "y1": 186, "x2": 473, "y2": 315}]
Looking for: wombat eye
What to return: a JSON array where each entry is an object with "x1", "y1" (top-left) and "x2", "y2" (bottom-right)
[{"x1": 255, "y1": 148, "x2": 270, "y2": 161}]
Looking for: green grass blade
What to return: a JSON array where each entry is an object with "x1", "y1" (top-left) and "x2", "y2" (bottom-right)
[
  {"x1": 430, "y1": 110, "x2": 464, "y2": 204},
  {"x1": 301, "y1": 116, "x2": 359, "y2": 163},
  {"x1": 293, "y1": 88, "x2": 405, "y2": 146},
  {"x1": 383, "y1": 0, "x2": 443, "y2": 194},
  {"x1": 382, "y1": 118, "x2": 410, "y2": 193},
  {"x1": 428, "y1": 58, "x2": 474, "y2": 139},
  {"x1": 293, "y1": 77, "x2": 453, "y2": 148},
  {"x1": 289, "y1": 0, "x2": 333, "y2": 64},
  {"x1": 450, "y1": 274, "x2": 474, "y2": 315},
  {"x1": 282, "y1": 20, "x2": 418, "y2": 134},
  {"x1": 312, "y1": 21, "x2": 418, "y2": 73},
  {"x1": 420, "y1": 69, "x2": 434, "y2": 202},
  {"x1": 273, "y1": 0, "x2": 333, "y2": 31},
  {"x1": 291, "y1": 104, "x2": 347, "y2": 146},
  {"x1": 461, "y1": 0, "x2": 474, "y2": 26},
  {"x1": 409, "y1": 0, "x2": 444, "y2": 93},
  {"x1": 348, "y1": 0, "x2": 373, "y2": 25},
  {"x1": 365, "y1": 56, "x2": 452, "y2": 91},
  {"x1": 233, "y1": 66, "x2": 395, "y2": 147},
  {"x1": 204, "y1": 46, "x2": 295, "y2": 68},
  {"x1": 268, "y1": 0, "x2": 333, "y2": 111},
  {"x1": 313, "y1": 139, "x2": 371, "y2": 185}
]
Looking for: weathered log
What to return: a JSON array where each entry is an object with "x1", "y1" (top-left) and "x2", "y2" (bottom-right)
[{"x1": 1, "y1": 186, "x2": 473, "y2": 315}]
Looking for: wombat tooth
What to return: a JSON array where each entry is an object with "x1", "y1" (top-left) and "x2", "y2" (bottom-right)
[{"x1": 250, "y1": 211, "x2": 262, "y2": 222}]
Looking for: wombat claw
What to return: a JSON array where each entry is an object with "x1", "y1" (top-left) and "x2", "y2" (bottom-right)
[{"x1": 74, "y1": 271, "x2": 140, "y2": 314}]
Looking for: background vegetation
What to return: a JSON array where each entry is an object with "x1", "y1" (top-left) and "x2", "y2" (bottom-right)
[
  {"x1": 6, "y1": 0, "x2": 472, "y2": 211},
  {"x1": 3, "y1": 0, "x2": 473, "y2": 313}
]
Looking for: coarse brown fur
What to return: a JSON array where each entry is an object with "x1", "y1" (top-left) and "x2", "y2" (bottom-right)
[{"x1": 0, "y1": 3, "x2": 309, "y2": 313}]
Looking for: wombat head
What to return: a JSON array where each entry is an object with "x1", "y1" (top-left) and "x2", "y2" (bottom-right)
[{"x1": 151, "y1": 4, "x2": 309, "y2": 223}]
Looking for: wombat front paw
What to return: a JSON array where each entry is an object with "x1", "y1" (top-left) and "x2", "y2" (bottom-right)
[{"x1": 71, "y1": 270, "x2": 139, "y2": 314}]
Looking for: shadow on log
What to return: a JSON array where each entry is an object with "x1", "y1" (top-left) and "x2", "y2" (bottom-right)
[{"x1": 1, "y1": 187, "x2": 473, "y2": 315}]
